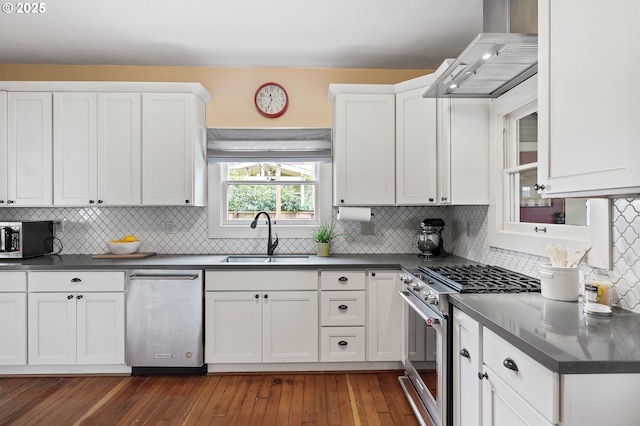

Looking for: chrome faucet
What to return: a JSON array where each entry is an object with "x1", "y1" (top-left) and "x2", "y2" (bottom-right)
[{"x1": 250, "y1": 211, "x2": 279, "y2": 255}]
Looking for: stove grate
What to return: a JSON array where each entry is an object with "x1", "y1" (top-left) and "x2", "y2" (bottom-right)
[{"x1": 418, "y1": 264, "x2": 541, "y2": 293}]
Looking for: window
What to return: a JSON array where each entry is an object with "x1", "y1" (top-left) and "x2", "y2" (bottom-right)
[
  {"x1": 206, "y1": 128, "x2": 333, "y2": 239},
  {"x1": 488, "y1": 76, "x2": 610, "y2": 268}
]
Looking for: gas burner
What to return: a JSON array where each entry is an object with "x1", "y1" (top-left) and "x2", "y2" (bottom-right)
[{"x1": 419, "y1": 264, "x2": 541, "y2": 293}]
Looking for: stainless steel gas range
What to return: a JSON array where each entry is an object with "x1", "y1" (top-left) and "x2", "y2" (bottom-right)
[{"x1": 398, "y1": 264, "x2": 541, "y2": 426}]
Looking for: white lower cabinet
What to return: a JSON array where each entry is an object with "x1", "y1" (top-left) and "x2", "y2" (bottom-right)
[
  {"x1": 452, "y1": 307, "x2": 482, "y2": 426},
  {"x1": 367, "y1": 271, "x2": 402, "y2": 361},
  {"x1": 205, "y1": 270, "x2": 318, "y2": 364},
  {"x1": 319, "y1": 270, "x2": 366, "y2": 362},
  {"x1": 27, "y1": 271, "x2": 125, "y2": 366},
  {"x1": 0, "y1": 272, "x2": 27, "y2": 365}
]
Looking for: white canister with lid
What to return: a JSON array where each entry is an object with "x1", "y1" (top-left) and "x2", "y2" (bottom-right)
[{"x1": 538, "y1": 263, "x2": 580, "y2": 302}]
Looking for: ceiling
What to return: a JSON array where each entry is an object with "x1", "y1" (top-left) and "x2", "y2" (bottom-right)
[{"x1": 0, "y1": 0, "x2": 483, "y2": 69}]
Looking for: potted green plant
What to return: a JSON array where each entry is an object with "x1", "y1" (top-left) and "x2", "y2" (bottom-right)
[{"x1": 311, "y1": 222, "x2": 340, "y2": 257}]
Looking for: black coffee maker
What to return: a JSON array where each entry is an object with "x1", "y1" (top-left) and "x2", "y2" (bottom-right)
[{"x1": 416, "y1": 218, "x2": 448, "y2": 258}]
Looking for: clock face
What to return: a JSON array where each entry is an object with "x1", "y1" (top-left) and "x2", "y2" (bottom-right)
[{"x1": 255, "y1": 82, "x2": 289, "y2": 118}]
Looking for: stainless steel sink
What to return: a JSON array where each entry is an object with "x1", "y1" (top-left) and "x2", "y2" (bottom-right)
[{"x1": 221, "y1": 255, "x2": 309, "y2": 263}]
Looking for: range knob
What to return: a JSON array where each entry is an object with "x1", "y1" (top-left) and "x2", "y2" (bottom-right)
[
  {"x1": 412, "y1": 282, "x2": 422, "y2": 292},
  {"x1": 426, "y1": 292, "x2": 438, "y2": 305},
  {"x1": 399, "y1": 273, "x2": 413, "y2": 284}
]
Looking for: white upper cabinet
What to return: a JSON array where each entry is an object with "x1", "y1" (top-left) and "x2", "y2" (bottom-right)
[
  {"x1": 142, "y1": 93, "x2": 207, "y2": 206},
  {"x1": 439, "y1": 98, "x2": 490, "y2": 205},
  {"x1": 5, "y1": 92, "x2": 53, "y2": 206},
  {"x1": 538, "y1": 0, "x2": 640, "y2": 197},
  {"x1": 97, "y1": 93, "x2": 141, "y2": 205},
  {"x1": 329, "y1": 85, "x2": 396, "y2": 206},
  {"x1": 395, "y1": 84, "x2": 438, "y2": 205},
  {"x1": 0, "y1": 92, "x2": 6, "y2": 206},
  {"x1": 54, "y1": 92, "x2": 142, "y2": 206}
]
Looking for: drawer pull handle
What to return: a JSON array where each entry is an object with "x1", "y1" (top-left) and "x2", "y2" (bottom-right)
[
  {"x1": 338, "y1": 277, "x2": 348, "y2": 282},
  {"x1": 67, "y1": 294, "x2": 74, "y2": 300},
  {"x1": 76, "y1": 295, "x2": 83, "y2": 300},
  {"x1": 460, "y1": 348, "x2": 470, "y2": 359},
  {"x1": 338, "y1": 304, "x2": 349, "y2": 310},
  {"x1": 478, "y1": 372, "x2": 488, "y2": 380},
  {"x1": 503, "y1": 357, "x2": 519, "y2": 372},
  {"x1": 71, "y1": 278, "x2": 82, "y2": 283},
  {"x1": 338, "y1": 341, "x2": 348, "y2": 346}
]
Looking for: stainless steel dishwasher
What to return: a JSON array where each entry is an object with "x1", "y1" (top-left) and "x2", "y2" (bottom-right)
[{"x1": 126, "y1": 270, "x2": 206, "y2": 375}]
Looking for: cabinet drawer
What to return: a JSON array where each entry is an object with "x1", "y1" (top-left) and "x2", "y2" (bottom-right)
[
  {"x1": 483, "y1": 328, "x2": 559, "y2": 423},
  {"x1": 320, "y1": 271, "x2": 365, "y2": 290},
  {"x1": 321, "y1": 291, "x2": 365, "y2": 326},
  {"x1": 320, "y1": 327, "x2": 365, "y2": 362},
  {"x1": 0, "y1": 272, "x2": 27, "y2": 292},
  {"x1": 28, "y1": 271, "x2": 125, "y2": 292},
  {"x1": 206, "y1": 270, "x2": 317, "y2": 291}
]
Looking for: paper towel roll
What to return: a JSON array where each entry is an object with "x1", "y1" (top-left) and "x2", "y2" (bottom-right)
[{"x1": 337, "y1": 207, "x2": 371, "y2": 222}]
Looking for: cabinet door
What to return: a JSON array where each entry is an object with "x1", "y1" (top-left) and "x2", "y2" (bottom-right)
[
  {"x1": 538, "y1": 0, "x2": 640, "y2": 197},
  {"x1": 396, "y1": 87, "x2": 438, "y2": 205},
  {"x1": 205, "y1": 291, "x2": 262, "y2": 363},
  {"x1": 367, "y1": 271, "x2": 402, "y2": 361},
  {"x1": 481, "y1": 365, "x2": 553, "y2": 426},
  {"x1": 452, "y1": 308, "x2": 482, "y2": 426},
  {"x1": 0, "y1": 91, "x2": 6, "y2": 205},
  {"x1": 0, "y1": 293, "x2": 27, "y2": 365},
  {"x1": 262, "y1": 291, "x2": 318, "y2": 363},
  {"x1": 97, "y1": 93, "x2": 141, "y2": 205},
  {"x1": 28, "y1": 292, "x2": 76, "y2": 365},
  {"x1": 76, "y1": 292, "x2": 125, "y2": 365},
  {"x1": 7, "y1": 92, "x2": 53, "y2": 206},
  {"x1": 54, "y1": 92, "x2": 98, "y2": 206},
  {"x1": 440, "y1": 99, "x2": 490, "y2": 205},
  {"x1": 333, "y1": 93, "x2": 395, "y2": 205},
  {"x1": 142, "y1": 93, "x2": 195, "y2": 205}
]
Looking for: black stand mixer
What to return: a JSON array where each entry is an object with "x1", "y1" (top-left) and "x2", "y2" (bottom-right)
[{"x1": 416, "y1": 218, "x2": 448, "y2": 258}]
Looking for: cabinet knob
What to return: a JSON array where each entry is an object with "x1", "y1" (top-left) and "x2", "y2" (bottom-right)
[
  {"x1": 264, "y1": 294, "x2": 269, "y2": 299},
  {"x1": 502, "y1": 357, "x2": 519, "y2": 372},
  {"x1": 460, "y1": 348, "x2": 470, "y2": 359},
  {"x1": 478, "y1": 372, "x2": 488, "y2": 380},
  {"x1": 7, "y1": 200, "x2": 15, "y2": 204},
  {"x1": 0, "y1": 200, "x2": 4, "y2": 204},
  {"x1": 89, "y1": 200, "x2": 95, "y2": 204},
  {"x1": 441, "y1": 196, "x2": 448, "y2": 202},
  {"x1": 255, "y1": 294, "x2": 260, "y2": 299},
  {"x1": 340, "y1": 199, "x2": 345, "y2": 204},
  {"x1": 67, "y1": 294, "x2": 74, "y2": 300},
  {"x1": 338, "y1": 304, "x2": 349, "y2": 310},
  {"x1": 338, "y1": 277, "x2": 348, "y2": 282},
  {"x1": 428, "y1": 198, "x2": 434, "y2": 202},
  {"x1": 71, "y1": 278, "x2": 82, "y2": 283},
  {"x1": 371, "y1": 272, "x2": 376, "y2": 277},
  {"x1": 185, "y1": 200, "x2": 190, "y2": 204},
  {"x1": 97, "y1": 200, "x2": 104, "y2": 204},
  {"x1": 338, "y1": 341, "x2": 348, "y2": 346},
  {"x1": 76, "y1": 294, "x2": 83, "y2": 300},
  {"x1": 533, "y1": 183, "x2": 546, "y2": 191}
]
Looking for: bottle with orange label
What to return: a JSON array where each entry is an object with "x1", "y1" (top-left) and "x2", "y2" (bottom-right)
[{"x1": 584, "y1": 268, "x2": 613, "y2": 313}]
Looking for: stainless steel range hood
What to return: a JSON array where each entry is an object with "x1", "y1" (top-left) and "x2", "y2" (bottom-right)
[{"x1": 423, "y1": 0, "x2": 537, "y2": 98}]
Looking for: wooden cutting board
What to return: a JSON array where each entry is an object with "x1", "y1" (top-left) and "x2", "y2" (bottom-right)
[{"x1": 92, "y1": 252, "x2": 157, "y2": 259}]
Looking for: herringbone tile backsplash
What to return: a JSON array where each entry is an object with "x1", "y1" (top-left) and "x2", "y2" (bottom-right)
[{"x1": 2, "y1": 200, "x2": 639, "y2": 313}]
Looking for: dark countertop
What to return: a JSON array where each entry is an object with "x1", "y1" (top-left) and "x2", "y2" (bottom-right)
[
  {"x1": 4, "y1": 253, "x2": 640, "y2": 375},
  {"x1": 0, "y1": 253, "x2": 472, "y2": 271},
  {"x1": 450, "y1": 293, "x2": 640, "y2": 375}
]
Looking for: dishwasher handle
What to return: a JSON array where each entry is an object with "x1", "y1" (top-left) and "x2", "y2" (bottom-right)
[{"x1": 129, "y1": 274, "x2": 200, "y2": 281}]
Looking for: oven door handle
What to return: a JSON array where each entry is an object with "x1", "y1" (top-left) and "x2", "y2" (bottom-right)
[{"x1": 398, "y1": 290, "x2": 442, "y2": 325}]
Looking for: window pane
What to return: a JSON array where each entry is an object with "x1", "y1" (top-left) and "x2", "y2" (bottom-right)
[
  {"x1": 227, "y1": 162, "x2": 315, "y2": 181},
  {"x1": 227, "y1": 184, "x2": 315, "y2": 220},
  {"x1": 517, "y1": 112, "x2": 537, "y2": 166}
]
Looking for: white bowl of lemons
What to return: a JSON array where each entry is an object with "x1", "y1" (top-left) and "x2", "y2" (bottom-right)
[{"x1": 107, "y1": 235, "x2": 141, "y2": 255}]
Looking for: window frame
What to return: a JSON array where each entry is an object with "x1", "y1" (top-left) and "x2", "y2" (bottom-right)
[
  {"x1": 208, "y1": 161, "x2": 332, "y2": 239},
  {"x1": 488, "y1": 75, "x2": 611, "y2": 268}
]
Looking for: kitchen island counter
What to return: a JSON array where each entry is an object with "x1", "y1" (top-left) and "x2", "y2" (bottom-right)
[{"x1": 451, "y1": 293, "x2": 640, "y2": 374}]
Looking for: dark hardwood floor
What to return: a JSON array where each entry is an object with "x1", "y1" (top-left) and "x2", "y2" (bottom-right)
[{"x1": 0, "y1": 371, "x2": 419, "y2": 425}]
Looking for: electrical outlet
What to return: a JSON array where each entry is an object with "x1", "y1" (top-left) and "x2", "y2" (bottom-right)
[
  {"x1": 361, "y1": 222, "x2": 375, "y2": 235},
  {"x1": 165, "y1": 222, "x2": 176, "y2": 234}
]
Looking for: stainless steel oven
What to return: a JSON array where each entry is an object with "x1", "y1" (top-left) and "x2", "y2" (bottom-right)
[
  {"x1": 398, "y1": 264, "x2": 541, "y2": 426},
  {"x1": 398, "y1": 269, "x2": 455, "y2": 426}
]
